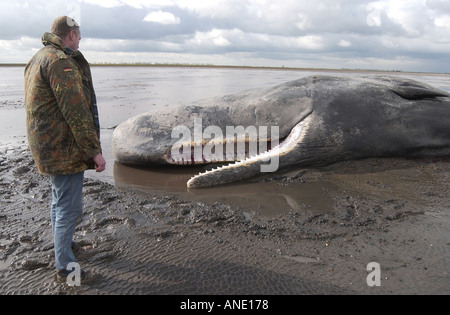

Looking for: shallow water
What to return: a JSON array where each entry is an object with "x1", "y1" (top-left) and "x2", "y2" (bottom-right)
[{"x1": 1, "y1": 66, "x2": 449, "y2": 214}]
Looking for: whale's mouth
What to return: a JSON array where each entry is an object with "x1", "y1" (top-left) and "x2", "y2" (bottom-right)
[
  {"x1": 182, "y1": 114, "x2": 313, "y2": 189},
  {"x1": 165, "y1": 111, "x2": 313, "y2": 168},
  {"x1": 165, "y1": 137, "x2": 285, "y2": 166}
]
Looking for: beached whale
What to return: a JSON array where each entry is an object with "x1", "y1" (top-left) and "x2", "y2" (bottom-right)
[{"x1": 112, "y1": 75, "x2": 450, "y2": 188}]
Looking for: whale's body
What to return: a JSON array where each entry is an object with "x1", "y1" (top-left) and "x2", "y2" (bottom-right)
[{"x1": 112, "y1": 76, "x2": 450, "y2": 188}]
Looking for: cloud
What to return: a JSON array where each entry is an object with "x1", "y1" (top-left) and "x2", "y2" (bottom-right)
[
  {"x1": 189, "y1": 29, "x2": 232, "y2": 48},
  {"x1": 339, "y1": 40, "x2": 352, "y2": 47},
  {"x1": 144, "y1": 11, "x2": 181, "y2": 25},
  {"x1": 0, "y1": 0, "x2": 449, "y2": 72}
]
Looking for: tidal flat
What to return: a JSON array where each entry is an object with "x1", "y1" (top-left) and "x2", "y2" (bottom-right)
[{"x1": 0, "y1": 66, "x2": 449, "y2": 294}]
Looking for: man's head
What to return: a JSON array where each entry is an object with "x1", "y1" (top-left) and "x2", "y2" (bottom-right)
[{"x1": 50, "y1": 16, "x2": 81, "y2": 52}]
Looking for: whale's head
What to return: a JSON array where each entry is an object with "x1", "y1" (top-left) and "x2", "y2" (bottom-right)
[{"x1": 112, "y1": 76, "x2": 317, "y2": 167}]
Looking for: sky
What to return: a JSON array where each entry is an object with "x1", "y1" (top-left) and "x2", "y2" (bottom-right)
[{"x1": 0, "y1": 0, "x2": 449, "y2": 73}]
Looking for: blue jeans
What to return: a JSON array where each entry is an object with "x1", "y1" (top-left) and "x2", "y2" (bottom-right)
[{"x1": 50, "y1": 172, "x2": 84, "y2": 271}]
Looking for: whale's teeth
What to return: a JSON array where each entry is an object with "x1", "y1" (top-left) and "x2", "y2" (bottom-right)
[{"x1": 187, "y1": 116, "x2": 312, "y2": 189}]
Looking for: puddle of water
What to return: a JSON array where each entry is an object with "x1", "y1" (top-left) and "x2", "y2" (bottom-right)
[
  {"x1": 283, "y1": 255, "x2": 320, "y2": 264},
  {"x1": 113, "y1": 162, "x2": 338, "y2": 216},
  {"x1": 0, "y1": 239, "x2": 15, "y2": 271},
  {"x1": 0, "y1": 255, "x2": 14, "y2": 271},
  {"x1": 112, "y1": 156, "x2": 450, "y2": 217}
]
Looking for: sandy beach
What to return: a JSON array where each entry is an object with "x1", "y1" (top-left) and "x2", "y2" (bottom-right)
[
  {"x1": 1, "y1": 144, "x2": 449, "y2": 295},
  {"x1": 0, "y1": 66, "x2": 449, "y2": 295}
]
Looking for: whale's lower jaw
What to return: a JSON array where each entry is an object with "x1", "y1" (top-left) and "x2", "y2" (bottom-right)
[{"x1": 187, "y1": 115, "x2": 312, "y2": 189}]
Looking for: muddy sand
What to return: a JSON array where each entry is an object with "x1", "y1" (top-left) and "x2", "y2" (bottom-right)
[{"x1": 0, "y1": 141, "x2": 448, "y2": 295}]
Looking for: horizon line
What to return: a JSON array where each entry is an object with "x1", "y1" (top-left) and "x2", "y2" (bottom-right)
[{"x1": 1, "y1": 63, "x2": 448, "y2": 76}]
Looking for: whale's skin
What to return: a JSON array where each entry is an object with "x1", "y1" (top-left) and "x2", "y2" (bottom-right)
[{"x1": 112, "y1": 75, "x2": 450, "y2": 188}]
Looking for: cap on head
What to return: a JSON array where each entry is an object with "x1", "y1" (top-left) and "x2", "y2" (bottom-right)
[{"x1": 50, "y1": 16, "x2": 80, "y2": 39}]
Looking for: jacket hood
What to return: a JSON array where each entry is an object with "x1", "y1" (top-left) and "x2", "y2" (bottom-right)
[{"x1": 41, "y1": 32, "x2": 67, "y2": 52}]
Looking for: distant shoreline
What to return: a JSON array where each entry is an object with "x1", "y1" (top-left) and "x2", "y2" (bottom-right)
[{"x1": 1, "y1": 63, "x2": 449, "y2": 76}]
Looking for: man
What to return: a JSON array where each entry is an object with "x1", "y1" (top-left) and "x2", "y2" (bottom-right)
[{"x1": 24, "y1": 16, "x2": 106, "y2": 283}]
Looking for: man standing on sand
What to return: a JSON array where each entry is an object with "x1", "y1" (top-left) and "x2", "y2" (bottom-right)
[{"x1": 24, "y1": 16, "x2": 106, "y2": 283}]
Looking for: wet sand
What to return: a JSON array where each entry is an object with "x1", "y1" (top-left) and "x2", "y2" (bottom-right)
[
  {"x1": 1, "y1": 66, "x2": 449, "y2": 295},
  {"x1": 1, "y1": 144, "x2": 449, "y2": 295}
]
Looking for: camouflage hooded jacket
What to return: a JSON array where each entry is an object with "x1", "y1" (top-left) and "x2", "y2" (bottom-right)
[{"x1": 24, "y1": 32, "x2": 101, "y2": 175}]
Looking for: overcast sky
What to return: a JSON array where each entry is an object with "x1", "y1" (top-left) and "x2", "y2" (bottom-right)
[{"x1": 0, "y1": 0, "x2": 449, "y2": 72}]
